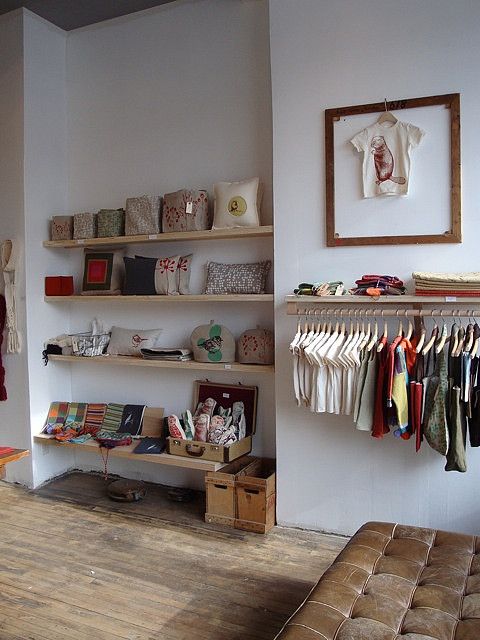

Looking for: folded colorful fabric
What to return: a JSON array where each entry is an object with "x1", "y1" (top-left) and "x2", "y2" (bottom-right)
[
  {"x1": 63, "y1": 403, "x2": 87, "y2": 431},
  {"x1": 44, "y1": 402, "x2": 69, "y2": 434},
  {"x1": 355, "y1": 275, "x2": 404, "y2": 287},
  {"x1": 84, "y1": 403, "x2": 107, "y2": 435},
  {"x1": 0, "y1": 447, "x2": 15, "y2": 455},
  {"x1": 102, "y1": 403, "x2": 125, "y2": 432}
]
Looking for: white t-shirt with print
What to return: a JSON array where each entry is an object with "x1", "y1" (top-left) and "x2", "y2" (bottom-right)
[{"x1": 350, "y1": 119, "x2": 425, "y2": 198}]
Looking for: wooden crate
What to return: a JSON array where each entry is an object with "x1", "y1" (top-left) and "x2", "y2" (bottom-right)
[
  {"x1": 205, "y1": 456, "x2": 262, "y2": 525},
  {"x1": 235, "y1": 458, "x2": 276, "y2": 534}
]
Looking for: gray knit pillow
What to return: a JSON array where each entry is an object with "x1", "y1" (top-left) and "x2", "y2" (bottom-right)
[{"x1": 205, "y1": 261, "x2": 271, "y2": 295}]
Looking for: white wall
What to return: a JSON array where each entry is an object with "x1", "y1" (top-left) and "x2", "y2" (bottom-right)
[
  {"x1": 0, "y1": 10, "x2": 32, "y2": 485},
  {"x1": 61, "y1": 0, "x2": 274, "y2": 484},
  {"x1": 271, "y1": 0, "x2": 480, "y2": 535},
  {"x1": 23, "y1": 11, "x2": 75, "y2": 486}
]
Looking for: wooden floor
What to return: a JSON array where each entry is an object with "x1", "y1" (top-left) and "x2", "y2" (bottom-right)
[{"x1": 0, "y1": 473, "x2": 346, "y2": 640}]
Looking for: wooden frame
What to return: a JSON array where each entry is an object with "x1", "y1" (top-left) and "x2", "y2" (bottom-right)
[{"x1": 325, "y1": 93, "x2": 461, "y2": 247}]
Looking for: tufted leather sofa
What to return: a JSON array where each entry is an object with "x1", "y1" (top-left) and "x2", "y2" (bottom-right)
[{"x1": 275, "y1": 521, "x2": 480, "y2": 640}]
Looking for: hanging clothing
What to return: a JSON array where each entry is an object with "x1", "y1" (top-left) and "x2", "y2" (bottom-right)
[
  {"x1": 0, "y1": 295, "x2": 7, "y2": 401},
  {"x1": 1, "y1": 240, "x2": 21, "y2": 353}
]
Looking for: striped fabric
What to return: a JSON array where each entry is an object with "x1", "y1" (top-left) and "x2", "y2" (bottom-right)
[
  {"x1": 84, "y1": 403, "x2": 107, "y2": 435},
  {"x1": 102, "y1": 403, "x2": 125, "y2": 432},
  {"x1": 64, "y1": 403, "x2": 87, "y2": 431},
  {"x1": 44, "y1": 402, "x2": 69, "y2": 434}
]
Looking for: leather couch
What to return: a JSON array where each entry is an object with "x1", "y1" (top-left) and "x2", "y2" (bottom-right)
[{"x1": 275, "y1": 521, "x2": 480, "y2": 640}]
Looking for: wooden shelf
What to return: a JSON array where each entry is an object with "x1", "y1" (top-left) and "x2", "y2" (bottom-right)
[
  {"x1": 48, "y1": 354, "x2": 274, "y2": 373},
  {"x1": 286, "y1": 294, "x2": 480, "y2": 314},
  {"x1": 46, "y1": 293, "x2": 274, "y2": 303},
  {"x1": 0, "y1": 448, "x2": 29, "y2": 466},
  {"x1": 34, "y1": 434, "x2": 225, "y2": 471},
  {"x1": 43, "y1": 225, "x2": 273, "y2": 249}
]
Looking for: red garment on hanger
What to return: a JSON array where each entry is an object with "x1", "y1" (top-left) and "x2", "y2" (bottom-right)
[{"x1": 0, "y1": 295, "x2": 7, "y2": 401}]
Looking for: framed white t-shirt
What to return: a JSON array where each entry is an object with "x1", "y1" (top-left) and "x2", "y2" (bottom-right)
[{"x1": 350, "y1": 119, "x2": 425, "y2": 197}]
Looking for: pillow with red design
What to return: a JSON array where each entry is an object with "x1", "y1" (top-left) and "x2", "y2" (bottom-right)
[
  {"x1": 107, "y1": 326, "x2": 163, "y2": 356},
  {"x1": 136, "y1": 254, "x2": 192, "y2": 295}
]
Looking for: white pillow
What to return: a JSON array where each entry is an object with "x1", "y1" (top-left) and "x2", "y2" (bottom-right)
[
  {"x1": 213, "y1": 177, "x2": 262, "y2": 229},
  {"x1": 107, "y1": 326, "x2": 163, "y2": 357}
]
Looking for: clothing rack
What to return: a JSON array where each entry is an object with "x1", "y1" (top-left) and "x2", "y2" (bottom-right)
[{"x1": 285, "y1": 294, "x2": 480, "y2": 318}]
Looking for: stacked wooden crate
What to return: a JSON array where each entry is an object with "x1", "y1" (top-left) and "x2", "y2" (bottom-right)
[{"x1": 205, "y1": 456, "x2": 276, "y2": 533}]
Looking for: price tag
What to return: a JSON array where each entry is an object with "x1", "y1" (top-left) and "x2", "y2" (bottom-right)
[
  {"x1": 224, "y1": 365, "x2": 232, "y2": 370},
  {"x1": 186, "y1": 202, "x2": 193, "y2": 214},
  {"x1": 148, "y1": 234, "x2": 157, "y2": 240},
  {"x1": 445, "y1": 296, "x2": 457, "y2": 302},
  {"x1": 222, "y1": 391, "x2": 230, "y2": 397},
  {"x1": 76, "y1": 239, "x2": 85, "y2": 244}
]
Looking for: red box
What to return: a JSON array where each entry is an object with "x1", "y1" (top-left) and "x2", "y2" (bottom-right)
[{"x1": 45, "y1": 276, "x2": 74, "y2": 296}]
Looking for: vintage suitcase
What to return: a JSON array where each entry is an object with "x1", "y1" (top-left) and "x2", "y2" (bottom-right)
[{"x1": 167, "y1": 381, "x2": 257, "y2": 463}]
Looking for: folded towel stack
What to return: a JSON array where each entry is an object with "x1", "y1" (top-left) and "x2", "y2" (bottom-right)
[
  {"x1": 351, "y1": 274, "x2": 406, "y2": 296},
  {"x1": 413, "y1": 271, "x2": 480, "y2": 297},
  {"x1": 140, "y1": 348, "x2": 193, "y2": 362}
]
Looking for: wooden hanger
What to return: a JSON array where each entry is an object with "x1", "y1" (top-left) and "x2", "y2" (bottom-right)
[
  {"x1": 377, "y1": 98, "x2": 398, "y2": 125},
  {"x1": 422, "y1": 311, "x2": 439, "y2": 355},
  {"x1": 367, "y1": 312, "x2": 379, "y2": 351},
  {"x1": 435, "y1": 311, "x2": 448, "y2": 354},
  {"x1": 377, "y1": 309, "x2": 388, "y2": 352},
  {"x1": 415, "y1": 317, "x2": 426, "y2": 353}
]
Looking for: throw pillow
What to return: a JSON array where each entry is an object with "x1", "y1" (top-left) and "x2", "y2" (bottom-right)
[
  {"x1": 162, "y1": 189, "x2": 209, "y2": 232},
  {"x1": 73, "y1": 212, "x2": 96, "y2": 240},
  {"x1": 123, "y1": 256, "x2": 156, "y2": 295},
  {"x1": 212, "y1": 177, "x2": 262, "y2": 229},
  {"x1": 107, "y1": 326, "x2": 163, "y2": 357},
  {"x1": 97, "y1": 209, "x2": 125, "y2": 238},
  {"x1": 135, "y1": 254, "x2": 181, "y2": 295},
  {"x1": 177, "y1": 254, "x2": 193, "y2": 295},
  {"x1": 204, "y1": 260, "x2": 271, "y2": 295},
  {"x1": 81, "y1": 248, "x2": 125, "y2": 295}
]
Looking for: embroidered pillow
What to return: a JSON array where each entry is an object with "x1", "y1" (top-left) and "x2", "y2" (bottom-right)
[
  {"x1": 205, "y1": 260, "x2": 271, "y2": 295},
  {"x1": 107, "y1": 326, "x2": 163, "y2": 357},
  {"x1": 162, "y1": 189, "x2": 209, "y2": 232},
  {"x1": 177, "y1": 254, "x2": 193, "y2": 295},
  {"x1": 123, "y1": 257, "x2": 156, "y2": 295},
  {"x1": 135, "y1": 254, "x2": 181, "y2": 295},
  {"x1": 82, "y1": 249, "x2": 125, "y2": 296},
  {"x1": 213, "y1": 178, "x2": 262, "y2": 229}
]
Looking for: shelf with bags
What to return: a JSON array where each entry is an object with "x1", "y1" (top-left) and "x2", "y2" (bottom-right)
[
  {"x1": 47, "y1": 354, "x2": 274, "y2": 374},
  {"x1": 33, "y1": 434, "x2": 226, "y2": 472},
  {"x1": 43, "y1": 225, "x2": 274, "y2": 249},
  {"x1": 45, "y1": 294, "x2": 274, "y2": 303}
]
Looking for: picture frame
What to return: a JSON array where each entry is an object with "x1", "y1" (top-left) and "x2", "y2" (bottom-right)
[{"x1": 325, "y1": 93, "x2": 461, "y2": 247}]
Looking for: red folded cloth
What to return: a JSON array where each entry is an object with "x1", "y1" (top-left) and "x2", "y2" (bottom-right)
[{"x1": 0, "y1": 447, "x2": 16, "y2": 455}]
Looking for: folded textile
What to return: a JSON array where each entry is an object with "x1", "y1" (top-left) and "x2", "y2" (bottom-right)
[
  {"x1": 414, "y1": 280, "x2": 480, "y2": 290},
  {"x1": 355, "y1": 275, "x2": 404, "y2": 287},
  {"x1": 84, "y1": 403, "x2": 107, "y2": 435},
  {"x1": 133, "y1": 436, "x2": 166, "y2": 454},
  {"x1": 415, "y1": 289, "x2": 480, "y2": 297},
  {"x1": 294, "y1": 282, "x2": 345, "y2": 296},
  {"x1": 102, "y1": 403, "x2": 125, "y2": 432},
  {"x1": 140, "y1": 348, "x2": 192, "y2": 361},
  {"x1": 43, "y1": 401, "x2": 69, "y2": 434},
  {"x1": 120, "y1": 405, "x2": 146, "y2": 436},
  {"x1": 0, "y1": 447, "x2": 15, "y2": 455},
  {"x1": 412, "y1": 271, "x2": 480, "y2": 284},
  {"x1": 64, "y1": 402, "x2": 87, "y2": 431}
]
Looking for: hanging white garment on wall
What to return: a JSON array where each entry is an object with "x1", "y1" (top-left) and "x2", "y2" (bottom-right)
[{"x1": 1, "y1": 240, "x2": 22, "y2": 353}]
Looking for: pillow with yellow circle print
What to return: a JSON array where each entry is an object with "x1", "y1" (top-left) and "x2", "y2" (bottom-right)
[{"x1": 213, "y1": 177, "x2": 262, "y2": 229}]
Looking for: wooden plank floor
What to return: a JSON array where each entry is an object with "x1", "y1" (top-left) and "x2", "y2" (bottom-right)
[{"x1": 0, "y1": 473, "x2": 346, "y2": 640}]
